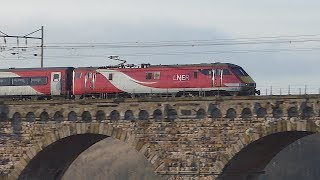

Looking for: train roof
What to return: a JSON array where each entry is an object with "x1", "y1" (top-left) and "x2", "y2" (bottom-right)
[
  {"x1": 0, "y1": 63, "x2": 241, "y2": 71},
  {"x1": 0, "y1": 67, "x2": 74, "y2": 72},
  {"x1": 92, "y1": 62, "x2": 241, "y2": 69},
  {"x1": 148, "y1": 62, "x2": 239, "y2": 68}
]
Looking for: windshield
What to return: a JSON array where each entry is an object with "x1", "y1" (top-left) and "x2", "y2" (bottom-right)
[{"x1": 232, "y1": 67, "x2": 249, "y2": 76}]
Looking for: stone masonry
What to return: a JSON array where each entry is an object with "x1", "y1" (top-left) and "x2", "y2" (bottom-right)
[{"x1": 0, "y1": 95, "x2": 320, "y2": 180}]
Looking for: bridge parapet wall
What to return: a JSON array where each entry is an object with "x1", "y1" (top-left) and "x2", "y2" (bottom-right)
[
  {"x1": 2, "y1": 95, "x2": 319, "y2": 121},
  {"x1": 0, "y1": 95, "x2": 319, "y2": 179}
]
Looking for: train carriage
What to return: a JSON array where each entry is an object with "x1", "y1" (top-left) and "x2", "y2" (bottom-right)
[
  {"x1": 72, "y1": 63, "x2": 258, "y2": 97},
  {"x1": 0, "y1": 67, "x2": 73, "y2": 97}
]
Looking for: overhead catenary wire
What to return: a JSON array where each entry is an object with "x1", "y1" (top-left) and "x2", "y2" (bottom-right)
[
  {"x1": 4, "y1": 33, "x2": 320, "y2": 49},
  {"x1": 2, "y1": 33, "x2": 320, "y2": 61},
  {"x1": 40, "y1": 38, "x2": 320, "y2": 49},
  {"x1": 5, "y1": 47, "x2": 320, "y2": 60},
  {"x1": 3, "y1": 37, "x2": 320, "y2": 51},
  {"x1": 2, "y1": 45, "x2": 320, "y2": 61},
  {"x1": 43, "y1": 33, "x2": 320, "y2": 44},
  {"x1": 0, "y1": 27, "x2": 44, "y2": 67},
  {"x1": 2, "y1": 33, "x2": 320, "y2": 49}
]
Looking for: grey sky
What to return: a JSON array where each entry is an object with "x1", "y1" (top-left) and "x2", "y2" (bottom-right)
[{"x1": 1, "y1": 0, "x2": 320, "y2": 93}]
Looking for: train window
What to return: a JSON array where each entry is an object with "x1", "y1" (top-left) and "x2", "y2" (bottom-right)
[
  {"x1": 215, "y1": 69, "x2": 222, "y2": 76},
  {"x1": 108, "y1": 73, "x2": 113, "y2": 80},
  {"x1": 30, "y1": 77, "x2": 48, "y2": 85},
  {"x1": 199, "y1": 69, "x2": 212, "y2": 76},
  {"x1": 194, "y1": 71, "x2": 198, "y2": 78},
  {"x1": 0, "y1": 78, "x2": 12, "y2": 86},
  {"x1": 12, "y1": 77, "x2": 30, "y2": 86},
  {"x1": 88, "y1": 72, "x2": 93, "y2": 79},
  {"x1": 75, "y1": 72, "x2": 82, "y2": 79},
  {"x1": 146, "y1": 72, "x2": 153, "y2": 79},
  {"x1": 232, "y1": 67, "x2": 248, "y2": 76},
  {"x1": 154, "y1": 72, "x2": 160, "y2": 79},
  {"x1": 53, "y1": 74, "x2": 60, "y2": 82},
  {"x1": 223, "y1": 69, "x2": 231, "y2": 75}
]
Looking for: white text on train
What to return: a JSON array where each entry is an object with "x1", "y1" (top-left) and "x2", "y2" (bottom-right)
[{"x1": 173, "y1": 74, "x2": 189, "y2": 81}]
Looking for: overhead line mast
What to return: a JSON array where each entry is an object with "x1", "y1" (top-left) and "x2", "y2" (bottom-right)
[{"x1": 0, "y1": 26, "x2": 44, "y2": 68}]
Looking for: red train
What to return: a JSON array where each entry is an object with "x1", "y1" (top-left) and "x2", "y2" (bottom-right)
[{"x1": 0, "y1": 63, "x2": 259, "y2": 99}]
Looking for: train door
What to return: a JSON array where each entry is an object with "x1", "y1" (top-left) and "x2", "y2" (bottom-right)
[
  {"x1": 213, "y1": 69, "x2": 222, "y2": 87},
  {"x1": 51, "y1": 72, "x2": 61, "y2": 95},
  {"x1": 84, "y1": 71, "x2": 96, "y2": 94}
]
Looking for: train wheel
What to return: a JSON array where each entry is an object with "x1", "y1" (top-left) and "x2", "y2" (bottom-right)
[
  {"x1": 171, "y1": 93, "x2": 177, "y2": 98},
  {"x1": 73, "y1": 95, "x2": 80, "y2": 100},
  {"x1": 211, "y1": 91, "x2": 218, "y2": 96},
  {"x1": 229, "y1": 91, "x2": 238, "y2": 96}
]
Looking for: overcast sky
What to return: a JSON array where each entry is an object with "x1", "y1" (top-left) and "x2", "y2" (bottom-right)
[{"x1": 1, "y1": 0, "x2": 320, "y2": 93}]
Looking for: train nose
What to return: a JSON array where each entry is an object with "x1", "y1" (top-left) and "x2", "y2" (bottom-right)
[{"x1": 239, "y1": 76, "x2": 255, "y2": 84}]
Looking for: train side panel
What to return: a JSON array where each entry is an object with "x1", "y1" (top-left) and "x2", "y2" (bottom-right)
[
  {"x1": 0, "y1": 68, "x2": 71, "y2": 96},
  {"x1": 72, "y1": 68, "x2": 122, "y2": 95},
  {"x1": 72, "y1": 64, "x2": 257, "y2": 95}
]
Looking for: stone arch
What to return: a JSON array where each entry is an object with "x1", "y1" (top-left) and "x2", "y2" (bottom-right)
[
  {"x1": 138, "y1": 110, "x2": 149, "y2": 120},
  {"x1": 153, "y1": 109, "x2": 163, "y2": 120},
  {"x1": 166, "y1": 109, "x2": 177, "y2": 121},
  {"x1": 226, "y1": 108, "x2": 237, "y2": 119},
  {"x1": 81, "y1": 111, "x2": 92, "y2": 122},
  {"x1": 26, "y1": 112, "x2": 36, "y2": 122},
  {"x1": 272, "y1": 107, "x2": 283, "y2": 119},
  {"x1": 109, "y1": 110, "x2": 120, "y2": 121},
  {"x1": 10, "y1": 123, "x2": 165, "y2": 180},
  {"x1": 256, "y1": 107, "x2": 267, "y2": 118},
  {"x1": 39, "y1": 111, "x2": 49, "y2": 121},
  {"x1": 302, "y1": 106, "x2": 313, "y2": 118},
  {"x1": 288, "y1": 107, "x2": 298, "y2": 118},
  {"x1": 241, "y1": 108, "x2": 252, "y2": 118},
  {"x1": 210, "y1": 108, "x2": 222, "y2": 119},
  {"x1": 12, "y1": 112, "x2": 22, "y2": 132},
  {"x1": 96, "y1": 110, "x2": 106, "y2": 121},
  {"x1": 53, "y1": 111, "x2": 64, "y2": 122},
  {"x1": 196, "y1": 108, "x2": 206, "y2": 119},
  {"x1": 68, "y1": 111, "x2": 77, "y2": 121},
  {"x1": 0, "y1": 112, "x2": 8, "y2": 122},
  {"x1": 216, "y1": 120, "x2": 318, "y2": 180},
  {"x1": 124, "y1": 110, "x2": 134, "y2": 120}
]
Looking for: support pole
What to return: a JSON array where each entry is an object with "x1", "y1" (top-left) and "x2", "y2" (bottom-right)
[
  {"x1": 0, "y1": 27, "x2": 44, "y2": 67},
  {"x1": 41, "y1": 26, "x2": 44, "y2": 68}
]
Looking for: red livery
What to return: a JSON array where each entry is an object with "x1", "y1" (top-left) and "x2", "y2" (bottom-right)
[
  {"x1": 0, "y1": 62, "x2": 259, "y2": 98},
  {"x1": 0, "y1": 67, "x2": 73, "y2": 97}
]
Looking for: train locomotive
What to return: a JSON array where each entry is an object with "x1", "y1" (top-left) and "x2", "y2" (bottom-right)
[{"x1": 0, "y1": 62, "x2": 259, "y2": 99}]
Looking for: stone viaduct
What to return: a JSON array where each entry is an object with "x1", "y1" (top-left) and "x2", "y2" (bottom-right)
[{"x1": 0, "y1": 95, "x2": 320, "y2": 180}]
